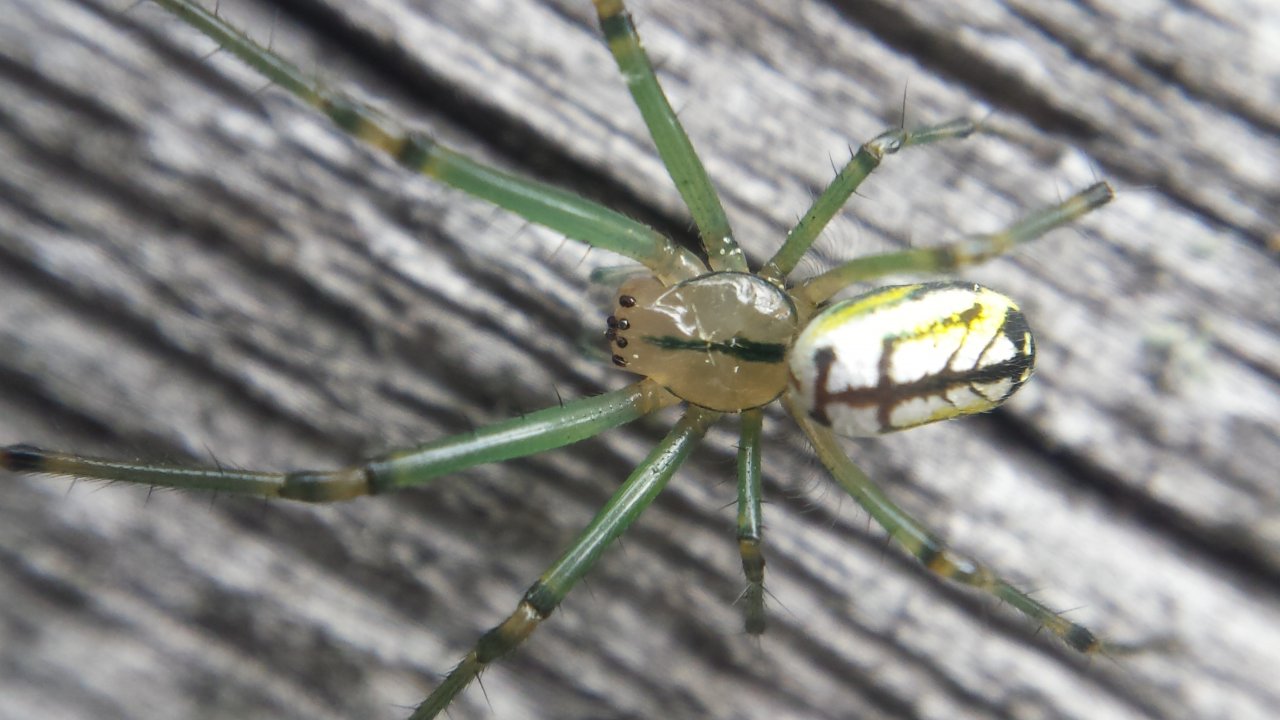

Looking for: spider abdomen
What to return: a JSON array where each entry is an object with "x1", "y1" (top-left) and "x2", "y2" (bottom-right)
[
  {"x1": 788, "y1": 281, "x2": 1035, "y2": 436},
  {"x1": 608, "y1": 272, "x2": 798, "y2": 411}
]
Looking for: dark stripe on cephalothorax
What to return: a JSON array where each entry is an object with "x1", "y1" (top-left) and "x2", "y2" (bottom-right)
[{"x1": 640, "y1": 335, "x2": 787, "y2": 364}]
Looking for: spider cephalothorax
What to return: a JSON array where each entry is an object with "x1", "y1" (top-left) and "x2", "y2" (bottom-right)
[{"x1": 608, "y1": 272, "x2": 797, "y2": 410}]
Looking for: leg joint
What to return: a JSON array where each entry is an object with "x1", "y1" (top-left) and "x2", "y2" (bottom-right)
[{"x1": 279, "y1": 467, "x2": 372, "y2": 502}]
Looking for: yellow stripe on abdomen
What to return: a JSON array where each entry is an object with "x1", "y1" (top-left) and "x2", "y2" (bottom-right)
[{"x1": 788, "y1": 282, "x2": 1035, "y2": 436}]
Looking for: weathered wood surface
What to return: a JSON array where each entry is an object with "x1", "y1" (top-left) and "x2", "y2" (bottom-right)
[{"x1": 1, "y1": 1, "x2": 1277, "y2": 719}]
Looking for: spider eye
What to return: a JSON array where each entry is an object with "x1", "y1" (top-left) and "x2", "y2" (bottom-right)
[{"x1": 788, "y1": 281, "x2": 1035, "y2": 436}]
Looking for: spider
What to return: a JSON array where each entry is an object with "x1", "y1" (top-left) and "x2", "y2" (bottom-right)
[{"x1": 1, "y1": 0, "x2": 1119, "y2": 717}]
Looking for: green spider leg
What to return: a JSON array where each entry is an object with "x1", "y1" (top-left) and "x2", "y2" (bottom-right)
[
  {"x1": 726, "y1": 183, "x2": 1115, "y2": 636},
  {"x1": 1, "y1": 380, "x2": 677, "y2": 500},
  {"x1": 148, "y1": 0, "x2": 707, "y2": 284},
  {"x1": 2, "y1": 1, "x2": 745, "y2": 714},
  {"x1": 796, "y1": 181, "x2": 1114, "y2": 304},
  {"x1": 785, "y1": 394, "x2": 1107, "y2": 653},
  {"x1": 766, "y1": 179, "x2": 1115, "y2": 649},
  {"x1": 592, "y1": 0, "x2": 747, "y2": 272},
  {"x1": 736, "y1": 408, "x2": 767, "y2": 634},
  {"x1": 412, "y1": 407, "x2": 719, "y2": 719},
  {"x1": 761, "y1": 118, "x2": 981, "y2": 282},
  {"x1": 594, "y1": 0, "x2": 990, "y2": 636},
  {"x1": 740, "y1": 122, "x2": 1112, "y2": 635}
]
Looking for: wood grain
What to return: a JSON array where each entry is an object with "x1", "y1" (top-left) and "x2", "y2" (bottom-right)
[{"x1": 1, "y1": 1, "x2": 1277, "y2": 719}]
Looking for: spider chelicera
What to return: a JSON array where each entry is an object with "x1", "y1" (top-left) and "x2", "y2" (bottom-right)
[{"x1": 1, "y1": 0, "x2": 1116, "y2": 717}]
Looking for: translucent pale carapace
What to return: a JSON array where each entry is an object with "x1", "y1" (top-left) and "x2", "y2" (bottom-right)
[{"x1": 607, "y1": 273, "x2": 797, "y2": 411}]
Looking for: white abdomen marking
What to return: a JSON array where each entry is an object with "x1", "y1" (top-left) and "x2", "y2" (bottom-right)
[{"x1": 788, "y1": 282, "x2": 1035, "y2": 437}]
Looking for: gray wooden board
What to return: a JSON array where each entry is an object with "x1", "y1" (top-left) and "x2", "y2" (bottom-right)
[{"x1": 1, "y1": 0, "x2": 1277, "y2": 718}]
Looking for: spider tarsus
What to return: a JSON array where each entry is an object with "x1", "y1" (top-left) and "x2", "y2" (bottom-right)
[
  {"x1": 1064, "y1": 621, "x2": 1103, "y2": 654},
  {"x1": 1, "y1": 443, "x2": 46, "y2": 473}
]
